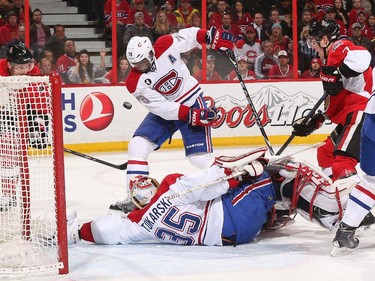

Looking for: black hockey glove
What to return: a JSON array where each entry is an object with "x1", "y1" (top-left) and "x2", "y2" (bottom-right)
[
  {"x1": 292, "y1": 112, "x2": 325, "y2": 137},
  {"x1": 320, "y1": 66, "x2": 343, "y2": 96}
]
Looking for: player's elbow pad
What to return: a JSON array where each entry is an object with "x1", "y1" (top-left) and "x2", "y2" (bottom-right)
[{"x1": 338, "y1": 63, "x2": 362, "y2": 78}]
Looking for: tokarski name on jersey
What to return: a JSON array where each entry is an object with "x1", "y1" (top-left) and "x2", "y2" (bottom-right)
[{"x1": 140, "y1": 197, "x2": 173, "y2": 232}]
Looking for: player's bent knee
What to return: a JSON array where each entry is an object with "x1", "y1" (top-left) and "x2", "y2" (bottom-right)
[
  {"x1": 188, "y1": 153, "x2": 215, "y2": 170},
  {"x1": 128, "y1": 136, "x2": 155, "y2": 158}
]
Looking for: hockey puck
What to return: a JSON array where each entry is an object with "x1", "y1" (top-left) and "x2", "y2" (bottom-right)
[{"x1": 123, "y1": 101, "x2": 132, "y2": 109}]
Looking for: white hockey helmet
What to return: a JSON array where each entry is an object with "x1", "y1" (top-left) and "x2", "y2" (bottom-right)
[
  {"x1": 126, "y1": 36, "x2": 155, "y2": 72},
  {"x1": 130, "y1": 175, "x2": 160, "y2": 209}
]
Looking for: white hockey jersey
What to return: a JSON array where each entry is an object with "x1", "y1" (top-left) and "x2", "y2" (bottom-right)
[
  {"x1": 126, "y1": 27, "x2": 208, "y2": 121},
  {"x1": 90, "y1": 165, "x2": 230, "y2": 246}
]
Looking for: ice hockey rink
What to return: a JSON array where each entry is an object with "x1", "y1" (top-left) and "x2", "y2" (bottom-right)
[{"x1": 27, "y1": 144, "x2": 375, "y2": 281}]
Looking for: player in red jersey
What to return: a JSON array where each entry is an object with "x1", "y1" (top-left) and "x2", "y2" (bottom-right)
[
  {"x1": 0, "y1": 41, "x2": 40, "y2": 76},
  {"x1": 0, "y1": 41, "x2": 41, "y2": 211},
  {"x1": 292, "y1": 20, "x2": 375, "y2": 246}
]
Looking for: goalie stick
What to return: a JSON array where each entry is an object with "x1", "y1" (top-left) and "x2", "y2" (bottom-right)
[
  {"x1": 227, "y1": 50, "x2": 275, "y2": 156},
  {"x1": 64, "y1": 148, "x2": 128, "y2": 170},
  {"x1": 166, "y1": 170, "x2": 245, "y2": 200}
]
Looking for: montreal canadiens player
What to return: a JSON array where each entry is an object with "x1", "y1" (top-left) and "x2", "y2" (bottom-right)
[
  {"x1": 109, "y1": 27, "x2": 235, "y2": 213},
  {"x1": 67, "y1": 147, "x2": 375, "y2": 247}
]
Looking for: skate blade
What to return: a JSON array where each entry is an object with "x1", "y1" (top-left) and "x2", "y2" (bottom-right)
[{"x1": 330, "y1": 241, "x2": 355, "y2": 257}]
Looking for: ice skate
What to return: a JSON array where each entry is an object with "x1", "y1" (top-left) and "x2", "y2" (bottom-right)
[
  {"x1": 331, "y1": 222, "x2": 359, "y2": 257},
  {"x1": 67, "y1": 210, "x2": 80, "y2": 245},
  {"x1": 109, "y1": 198, "x2": 136, "y2": 213}
]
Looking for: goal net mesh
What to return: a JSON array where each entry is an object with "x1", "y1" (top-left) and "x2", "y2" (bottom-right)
[{"x1": 0, "y1": 76, "x2": 66, "y2": 279}]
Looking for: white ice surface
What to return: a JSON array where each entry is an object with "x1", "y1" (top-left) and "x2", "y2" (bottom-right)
[{"x1": 22, "y1": 145, "x2": 375, "y2": 281}]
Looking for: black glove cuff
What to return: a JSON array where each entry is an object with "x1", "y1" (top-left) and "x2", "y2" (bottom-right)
[{"x1": 338, "y1": 63, "x2": 361, "y2": 78}]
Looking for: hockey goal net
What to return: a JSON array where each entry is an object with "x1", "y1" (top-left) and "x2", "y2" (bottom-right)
[{"x1": 0, "y1": 75, "x2": 68, "y2": 278}]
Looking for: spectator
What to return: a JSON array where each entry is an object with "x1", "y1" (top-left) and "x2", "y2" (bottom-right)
[
  {"x1": 180, "y1": 49, "x2": 201, "y2": 75},
  {"x1": 43, "y1": 24, "x2": 67, "y2": 64},
  {"x1": 264, "y1": 7, "x2": 291, "y2": 38},
  {"x1": 347, "y1": 0, "x2": 364, "y2": 27},
  {"x1": 254, "y1": 40, "x2": 278, "y2": 79},
  {"x1": 324, "y1": 6, "x2": 347, "y2": 37},
  {"x1": 252, "y1": 12, "x2": 269, "y2": 42},
  {"x1": 232, "y1": 0, "x2": 253, "y2": 33},
  {"x1": 298, "y1": 26, "x2": 317, "y2": 74},
  {"x1": 227, "y1": 55, "x2": 255, "y2": 80},
  {"x1": 123, "y1": 12, "x2": 153, "y2": 54},
  {"x1": 186, "y1": 10, "x2": 201, "y2": 28},
  {"x1": 16, "y1": 25, "x2": 39, "y2": 60},
  {"x1": 268, "y1": 50, "x2": 293, "y2": 79},
  {"x1": 0, "y1": 0, "x2": 11, "y2": 27},
  {"x1": 39, "y1": 57, "x2": 58, "y2": 75},
  {"x1": 347, "y1": 11, "x2": 373, "y2": 39},
  {"x1": 103, "y1": 0, "x2": 130, "y2": 55},
  {"x1": 152, "y1": 9, "x2": 170, "y2": 42},
  {"x1": 162, "y1": 0, "x2": 179, "y2": 28},
  {"x1": 56, "y1": 39, "x2": 77, "y2": 84},
  {"x1": 220, "y1": 12, "x2": 241, "y2": 40},
  {"x1": 30, "y1": 9, "x2": 51, "y2": 54},
  {"x1": 128, "y1": 0, "x2": 154, "y2": 27},
  {"x1": 334, "y1": 0, "x2": 349, "y2": 27},
  {"x1": 276, "y1": 0, "x2": 292, "y2": 17},
  {"x1": 233, "y1": 25, "x2": 262, "y2": 71},
  {"x1": 194, "y1": 54, "x2": 222, "y2": 81},
  {"x1": 311, "y1": 0, "x2": 334, "y2": 21},
  {"x1": 40, "y1": 49, "x2": 56, "y2": 70},
  {"x1": 207, "y1": 0, "x2": 218, "y2": 19},
  {"x1": 208, "y1": 0, "x2": 228, "y2": 29},
  {"x1": 269, "y1": 23, "x2": 288, "y2": 55},
  {"x1": 303, "y1": 0, "x2": 319, "y2": 21},
  {"x1": 104, "y1": 56, "x2": 130, "y2": 83},
  {"x1": 68, "y1": 49, "x2": 107, "y2": 84},
  {"x1": 174, "y1": 0, "x2": 199, "y2": 29},
  {"x1": 367, "y1": 13, "x2": 375, "y2": 38},
  {"x1": 300, "y1": 57, "x2": 322, "y2": 78},
  {"x1": 297, "y1": 8, "x2": 314, "y2": 38},
  {"x1": 350, "y1": 22, "x2": 372, "y2": 51},
  {"x1": 0, "y1": 11, "x2": 19, "y2": 48},
  {"x1": 9, "y1": 0, "x2": 31, "y2": 25}
]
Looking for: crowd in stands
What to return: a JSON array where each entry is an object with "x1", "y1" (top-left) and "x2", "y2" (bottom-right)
[{"x1": 1, "y1": 0, "x2": 375, "y2": 83}]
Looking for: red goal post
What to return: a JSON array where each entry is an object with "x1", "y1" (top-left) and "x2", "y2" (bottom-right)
[{"x1": 0, "y1": 74, "x2": 68, "y2": 278}]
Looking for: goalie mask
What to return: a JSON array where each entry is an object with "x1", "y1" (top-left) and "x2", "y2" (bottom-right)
[{"x1": 130, "y1": 176, "x2": 160, "y2": 209}]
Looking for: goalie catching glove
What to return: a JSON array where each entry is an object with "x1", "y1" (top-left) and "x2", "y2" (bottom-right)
[
  {"x1": 292, "y1": 112, "x2": 325, "y2": 137},
  {"x1": 206, "y1": 26, "x2": 235, "y2": 52}
]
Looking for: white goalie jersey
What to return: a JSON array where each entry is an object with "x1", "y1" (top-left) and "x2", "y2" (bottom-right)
[{"x1": 89, "y1": 165, "x2": 231, "y2": 246}]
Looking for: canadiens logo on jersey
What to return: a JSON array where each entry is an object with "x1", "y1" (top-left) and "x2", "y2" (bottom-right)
[{"x1": 154, "y1": 70, "x2": 183, "y2": 95}]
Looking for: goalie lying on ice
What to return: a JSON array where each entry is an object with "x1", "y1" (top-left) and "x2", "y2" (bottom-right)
[{"x1": 67, "y1": 147, "x2": 374, "y2": 246}]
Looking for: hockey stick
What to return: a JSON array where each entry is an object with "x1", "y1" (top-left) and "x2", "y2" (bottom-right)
[
  {"x1": 165, "y1": 170, "x2": 245, "y2": 200},
  {"x1": 227, "y1": 50, "x2": 275, "y2": 155},
  {"x1": 268, "y1": 142, "x2": 325, "y2": 167},
  {"x1": 275, "y1": 91, "x2": 329, "y2": 155},
  {"x1": 63, "y1": 148, "x2": 128, "y2": 170}
]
